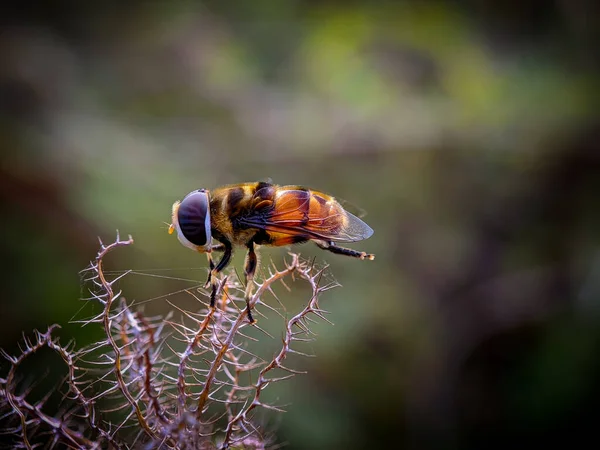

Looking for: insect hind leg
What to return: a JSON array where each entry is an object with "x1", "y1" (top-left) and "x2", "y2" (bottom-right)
[{"x1": 315, "y1": 240, "x2": 375, "y2": 260}]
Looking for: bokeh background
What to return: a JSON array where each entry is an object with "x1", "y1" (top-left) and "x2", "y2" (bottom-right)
[{"x1": 1, "y1": 1, "x2": 599, "y2": 448}]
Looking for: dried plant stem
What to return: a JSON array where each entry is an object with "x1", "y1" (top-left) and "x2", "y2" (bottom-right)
[
  {"x1": 1, "y1": 234, "x2": 338, "y2": 449},
  {"x1": 46, "y1": 337, "x2": 123, "y2": 449},
  {"x1": 196, "y1": 256, "x2": 301, "y2": 421},
  {"x1": 178, "y1": 307, "x2": 215, "y2": 416},
  {"x1": 1, "y1": 326, "x2": 96, "y2": 449},
  {"x1": 221, "y1": 260, "x2": 330, "y2": 448},
  {"x1": 96, "y1": 234, "x2": 160, "y2": 442}
]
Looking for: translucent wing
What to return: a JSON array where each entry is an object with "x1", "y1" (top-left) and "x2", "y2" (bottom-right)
[{"x1": 238, "y1": 188, "x2": 374, "y2": 243}]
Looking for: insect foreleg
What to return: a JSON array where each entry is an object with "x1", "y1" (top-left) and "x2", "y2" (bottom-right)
[
  {"x1": 243, "y1": 241, "x2": 258, "y2": 323},
  {"x1": 315, "y1": 240, "x2": 375, "y2": 260},
  {"x1": 205, "y1": 241, "x2": 233, "y2": 308},
  {"x1": 205, "y1": 252, "x2": 215, "y2": 289}
]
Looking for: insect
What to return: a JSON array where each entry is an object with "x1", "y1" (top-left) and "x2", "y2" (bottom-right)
[{"x1": 169, "y1": 182, "x2": 374, "y2": 323}]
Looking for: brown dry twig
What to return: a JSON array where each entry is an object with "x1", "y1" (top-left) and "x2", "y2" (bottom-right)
[{"x1": 0, "y1": 233, "x2": 337, "y2": 449}]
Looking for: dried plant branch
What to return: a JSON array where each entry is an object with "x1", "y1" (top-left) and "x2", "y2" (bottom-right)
[
  {"x1": 96, "y1": 234, "x2": 160, "y2": 442},
  {"x1": 220, "y1": 261, "x2": 331, "y2": 449},
  {"x1": 195, "y1": 257, "x2": 301, "y2": 423},
  {"x1": 1, "y1": 326, "x2": 98, "y2": 449},
  {"x1": 1, "y1": 233, "x2": 339, "y2": 449}
]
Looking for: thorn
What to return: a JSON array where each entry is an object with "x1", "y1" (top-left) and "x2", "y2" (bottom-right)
[
  {"x1": 252, "y1": 401, "x2": 287, "y2": 413},
  {"x1": 251, "y1": 322, "x2": 274, "y2": 339},
  {"x1": 286, "y1": 348, "x2": 316, "y2": 357},
  {"x1": 276, "y1": 364, "x2": 307, "y2": 375},
  {"x1": 262, "y1": 374, "x2": 296, "y2": 384}
]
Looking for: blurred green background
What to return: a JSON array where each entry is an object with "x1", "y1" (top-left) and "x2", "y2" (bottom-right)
[{"x1": 1, "y1": 1, "x2": 599, "y2": 448}]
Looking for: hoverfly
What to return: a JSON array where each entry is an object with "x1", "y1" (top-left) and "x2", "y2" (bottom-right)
[{"x1": 169, "y1": 181, "x2": 374, "y2": 323}]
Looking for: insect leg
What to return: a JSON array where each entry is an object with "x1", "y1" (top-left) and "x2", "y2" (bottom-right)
[
  {"x1": 315, "y1": 240, "x2": 375, "y2": 260},
  {"x1": 206, "y1": 241, "x2": 233, "y2": 308},
  {"x1": 243, "y1": 241, "x2": 258, "y2": 323},
  {"x1": 204, "y1": 243, "x2": 228, "y2": 289},
  {"x1": 205, "y1": 252, "x2": 215, "y2": 289}
]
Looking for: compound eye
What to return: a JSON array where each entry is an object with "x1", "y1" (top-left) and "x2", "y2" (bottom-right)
[{"x1": 177, "y1": 190, "x2": 211, "y2": 247}]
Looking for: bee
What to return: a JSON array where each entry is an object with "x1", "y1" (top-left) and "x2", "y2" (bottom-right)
[{"x1": 169, "y1": 181, "x2": 374, "y2": 323}]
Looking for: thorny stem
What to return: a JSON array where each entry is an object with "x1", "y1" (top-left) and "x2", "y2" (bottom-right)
[
  {"x1": 216, "y1": 287, "x2": 250, "y2": 425},
  {"x1": 177, "y1": 305, "x2": 215, "y2": 416},
  {"x1": 133, "y1": 312, "x2": 168, "y2": 424},
  {"x1": 195, "y1": 255, "x2": 302, "y2": 421},
  {"x1": 1, "y1": 234, "x2": 338, "y2": 449},
  {"x1": 96, "y1": 233, "x2": 160, "y2": 442},
  {"x1": 47, "y1": 337, "x2": 123, "y2": 449},
  {"x1": 220, "y1": 260, "x2": 328, "y2": 448},
  {"x1": 2, "y1": 326, "x2": 97, "y2": 449}
]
